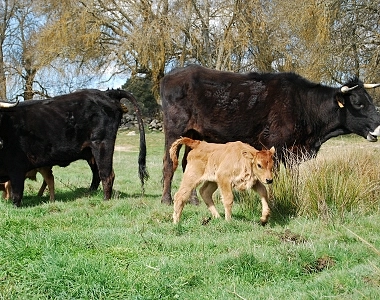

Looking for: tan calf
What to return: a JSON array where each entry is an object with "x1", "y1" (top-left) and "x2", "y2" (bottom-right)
[
  {"x1": 170, "y1": 137, "x2": 275, "y2": 225},
  {"x1": 0, "y1": 166, "x2": 55, "y2": 201}
]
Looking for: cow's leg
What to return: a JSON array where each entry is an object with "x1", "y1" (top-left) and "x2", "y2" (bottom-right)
[
  {"x1": 87, "y1": 156, "x2": 101, "y2": 191},
  {"x1": 218, "y1": 179, "x2": 234, "y2": 221},
  {"x1": 162, "y1": 133, "x2": 180, "y2": 205},
  {"x1": 91, "y1": 142, "x2": 115, "y2": 200},
  {"x1": 199, "y1": 181, "x2": 220, "y2": 218},
  {"x1": 252, "y1": 181, "x2": 270, "y2": 225},
  {"x1": 101, "y1": 169, "x2": 115, "y2": 200}
]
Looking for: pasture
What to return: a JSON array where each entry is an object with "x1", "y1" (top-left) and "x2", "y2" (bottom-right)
[{"x1": 0, "y1": 131, "x2": 380, "y2": 299}]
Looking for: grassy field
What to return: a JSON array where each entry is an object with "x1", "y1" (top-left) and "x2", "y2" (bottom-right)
[{"x1": 0, "y1": 131, "x2": 380, "y2": 299}]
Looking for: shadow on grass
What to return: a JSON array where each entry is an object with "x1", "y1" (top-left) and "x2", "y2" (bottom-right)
[
  {"x1": 269, "y1": 202, "x2": 298, "y2": 227},
  {"x1": 112, "y1": 190, "x2": 160, "y2": 201},
  {"x1": 13, "y1": 188, "x2": 162, "y2": 208},
  {"x1": 232, "y1": 198, "x2": 297, "y2": 227},
  {"x1": 18, "y1": 187, "x2": 99, "y2": 208},
  {"x1": 220, "y1": 210, "x2": 295, "y2": 227}
]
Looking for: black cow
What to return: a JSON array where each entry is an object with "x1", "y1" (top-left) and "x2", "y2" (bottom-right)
[
  {"x1": 0, "y1": 89, "x2": 149, "y2": 206},
  {"x1": 160, "y1": 64, "x2": 380, "y2": 205}
]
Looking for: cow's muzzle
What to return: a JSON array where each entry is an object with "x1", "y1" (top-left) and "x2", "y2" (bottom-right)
[
  {"x1": 367, "y1": 133, "x2": 378, "y2": 142},
  {"x1": 368, "y1": 125, "x2": 380, "y2": 141},
  {"x1": 266, "y1": 178, "x2": 273, "y2": 184}
]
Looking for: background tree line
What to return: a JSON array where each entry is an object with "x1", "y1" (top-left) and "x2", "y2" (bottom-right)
[{"x1": 1, "y1": 0, "x2": 379, "y2": 111}]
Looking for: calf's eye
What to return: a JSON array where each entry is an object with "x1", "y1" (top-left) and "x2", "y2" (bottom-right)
[{"x1": 257, "y1": 164, "x2": 262, "y2": 169}]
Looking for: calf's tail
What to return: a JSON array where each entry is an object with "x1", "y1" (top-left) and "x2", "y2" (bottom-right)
[
  {"x1": 169, "y1": 137, "x2": 200, "y2": 171},
  {"x1": 106, "y1": 89, "x2": 149, "y2": 190}
]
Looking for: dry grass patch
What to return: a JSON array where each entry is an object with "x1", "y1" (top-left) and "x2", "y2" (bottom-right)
[{"x1": 271, "y1": 139, "x2": 380, "y2": 221}]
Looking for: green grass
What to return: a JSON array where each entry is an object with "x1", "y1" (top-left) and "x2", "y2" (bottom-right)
[{"x1": 0, "y1": 132, "x2": 380, "y2": 299}]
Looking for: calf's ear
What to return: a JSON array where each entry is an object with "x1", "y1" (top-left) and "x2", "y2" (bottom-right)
[
  {"x1": 242, "y1": 150, "x2": 254, "y2": 160},
  {"x1": 269, "y1": 146, "x2": 275, "y2": 154}
]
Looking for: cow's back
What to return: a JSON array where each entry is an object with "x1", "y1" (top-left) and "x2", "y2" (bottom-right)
[
  {"x1": 0, "y1": 90, "x2": 123, "y2": 169},
  {"x1": 161, "y1": 65, "x2": 289, "y2": 146}
]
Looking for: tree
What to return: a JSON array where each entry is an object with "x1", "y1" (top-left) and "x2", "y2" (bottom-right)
[
  {"x1": 0, "y1": 0, "x2": 53, "y2": 100},
  {"x1": 38, "y1": 0, "x2": 283, "y2": 96},
  {"x1": 15, "y1": 0, "x2": 380, "y2": 104},
  {"x1": 272, "y1": 0, "x2": 380, "y2": 84},
  {"x1": 122, "y1": 76, "x2": 159, "y2": 117},
  {"x1": 0, "y1": 0, "x2": 17, "y2": 100}
]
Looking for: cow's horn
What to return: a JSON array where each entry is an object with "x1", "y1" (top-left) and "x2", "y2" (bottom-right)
[
  {"x1": 0, "y1": 100, "x2": 19, "y2": 108},
  {"x1": 364, "y1": 83, "x2": 380, "y2": 89},
  {"x1": 341, "y1": 85, "x2": 358, "y2": 93}
]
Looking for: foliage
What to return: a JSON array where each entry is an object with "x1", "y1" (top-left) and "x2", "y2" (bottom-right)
[
  {"x1": 2, "y1": 0, "x2": 379, "y2": 100},
  {"x1": 0, "y1": 132, "x2": 380, "y2": 299},
  {"x1": 122, "y1": 76, "x2": 160, "y2": 117}
]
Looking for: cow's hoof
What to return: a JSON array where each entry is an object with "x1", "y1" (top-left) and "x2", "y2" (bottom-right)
[{"x1": 161, "y1": 197, "x2": 173, "y2": 205}]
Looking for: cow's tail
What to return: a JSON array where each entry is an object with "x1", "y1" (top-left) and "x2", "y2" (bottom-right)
[
  {"x1": 169, "y1": 137, "x2": 200, "y2": 171},
  {"x1": 106, "y1": 89, "x2": 149, "y2": 190}
]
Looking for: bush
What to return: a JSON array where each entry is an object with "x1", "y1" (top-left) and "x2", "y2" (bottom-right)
[{"x1": 237, "y1": 142, "x2": 380, "y2": 223}]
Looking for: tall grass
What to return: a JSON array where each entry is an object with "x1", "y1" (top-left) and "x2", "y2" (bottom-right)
[{"x1": 271, "y1": 144, "x2": 380, "y2": 222}]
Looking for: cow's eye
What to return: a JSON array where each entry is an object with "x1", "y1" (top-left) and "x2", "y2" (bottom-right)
[
  {"x1": 257, "y1": 163, "x2": 262, "y2": 169},
  {"x1": 352, "y1": 99, "x2": 365, "y2": 109},
  {"x1": 354, "y1": 102, "x2": 364, "y2": 109}
]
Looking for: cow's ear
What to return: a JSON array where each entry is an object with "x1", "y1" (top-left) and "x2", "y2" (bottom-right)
[
  {"x1": 269, "y1": 146, "x2": 275, "y2": 154},
  {"x1": 242, "y1": 150, "x2": 254, "y2": 160},
  {"x1": 336, "y1": 96, "x2": 345, "y2": 108}
]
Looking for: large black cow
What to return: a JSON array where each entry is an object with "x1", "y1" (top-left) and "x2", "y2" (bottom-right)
[
  {"x1": 161, "y1": 64, "x2": 380, "y2": 205},
  {"x1": 0, "y1": 89, "x2": 149, "y2": 206}
]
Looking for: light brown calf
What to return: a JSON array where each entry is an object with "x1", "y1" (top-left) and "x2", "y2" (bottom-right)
[
  {"x1": 170, "y1": 137, "x2": 275, "y2": 225},
  {"x1": 0, "y1": 166, "x2": 55, "y2": 201}
]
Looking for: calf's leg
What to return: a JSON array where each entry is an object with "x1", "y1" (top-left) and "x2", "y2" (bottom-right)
[
  {"x1": 199, "y1": 181, "x2": 220, "y2": 218},
  {"x1": 181, "y1": 146, "x2": 200, "y2": 206},
  {"x1": 37, "y1": 181, "x2": 47, "y2": 198},
  {"x1": 218, "y1": 179, "x2": 234, "y2": 221},
  {"x1": 173, "y1": 190, "x2": 188, "y2": 224},
  {"x1": 3, "y1": 181, "x2": 11, "y2": 200},
  {"x1": 173, "y1": 185, "x2": 196, "y2": 224},
  {"x1": 252, "y1": 181, "x2": 270, "y2": 225},
  {"x1": 173, "y1": 169, "x2": 203, "y2": 224},
  {"x1": 37, "y1": 167, "x2": 55, "y2": 201}
]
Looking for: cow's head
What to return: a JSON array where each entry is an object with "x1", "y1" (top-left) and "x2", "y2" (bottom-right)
[
  {"x1": 0, "y1": 101, "x2": 19, "y2": 149},
  {"x1": 337, "y1": 80, "x2": 380, "y2": 141},
  {"x1": 244, "y1": 146, "x2": 275, "y2": 185}
]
